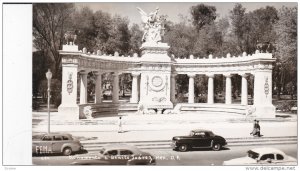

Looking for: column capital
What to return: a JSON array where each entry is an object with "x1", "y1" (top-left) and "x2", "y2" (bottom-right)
[
  {"x1": 171, "y1": 73, "x2": 177, "y2": 78},
  {"x1": 239, "y1": 73, "x2": 249, "y2": 78},
  {"x1": 187, "y1": 73, "x2": 196, "y2": 78},
  {"x1": 94, "y1": 71, "x2": 104, "y2": 76},
  {"x1": 223, "y1": 73, "x2": 232, "y2": 78},
  {"x1": 112, "y1": 72, "x2": 121, "y2": 76},
  {"x1": 79, "y1": 70, "x2": 89, "y2": 75},
  {"x1": 206, "y1": 73, "x2": 214, "y2": 78},
  {"x1": 131, "y1": 72, "x2": 140, "y2": 77}
]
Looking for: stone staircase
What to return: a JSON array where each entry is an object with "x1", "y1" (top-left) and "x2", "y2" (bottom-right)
[
  {"x1": 79, "y1": 102, "x2": 139, "y2": 118},
  {"x1": 119, "y1": 103, "x2": 139, "y2": 114},
  {"x1": 178, "y1": 103, "x2": 247, "y2": 115}
]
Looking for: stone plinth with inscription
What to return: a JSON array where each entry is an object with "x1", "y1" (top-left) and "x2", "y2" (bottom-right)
[
  {"x1": 58, "y1": 44, "x2": 81, "y2": 120},
  {"x1": 139, "y1": 42, "x2": 173, "y2": 114}
]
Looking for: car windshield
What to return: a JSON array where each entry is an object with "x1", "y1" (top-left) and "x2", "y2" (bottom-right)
[{"x1": 247, "y1": 150, "x2": 259, "y2": 159}]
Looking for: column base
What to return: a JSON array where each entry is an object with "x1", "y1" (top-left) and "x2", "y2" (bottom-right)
[
  {"x1": 253, "y1": 104, "x2": 276, "y2": 118},
  {"x1": 58, "y1": 105, "x2": 79, "y2": 120}
]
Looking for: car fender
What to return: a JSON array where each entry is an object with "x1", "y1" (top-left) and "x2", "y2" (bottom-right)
[{"x1": 61, "y1": 143, "x2": 73, "y2": 152}]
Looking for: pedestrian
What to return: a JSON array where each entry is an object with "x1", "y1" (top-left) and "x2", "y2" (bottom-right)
[
  {"x1": 256, "y1": 120, "x2": 261, "y2": 137},
  {"x1": 118, "y1": 116, "x2": 123, "y2": 133},
  {"x1": 250, "y1": 120, "x2": 261, "y2": 137},
  {"x1": 250, "y1": 119, "x2": 258, "y2": 136}
]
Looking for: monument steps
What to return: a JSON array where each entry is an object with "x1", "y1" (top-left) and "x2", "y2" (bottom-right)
[
  {"x1": 119, "y1": 103, "x2": 139, "y2": 113},
  {"x1": 85, "y1": 103, "x2": 138, "y2": 117},
  {"x1": 179, "y1": 103, "x2": 247, "y2": 115}
]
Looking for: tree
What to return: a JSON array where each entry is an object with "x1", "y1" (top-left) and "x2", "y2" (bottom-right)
[
  {"x1": 190, "y1": 4, "x2": 217, "y2": 31},
  {"x1": 274, "y1": 6, "x2": 297, "y2": 99},
  {"x1": 32, "y1": 51, "x2": 50, "y2": 99},
  {"x1": 129, "y1": 24, "x2": 143, "y2": 55},
  {"x1": 164, "y1": 21, "x2": 197, "y2": 58},
  {"x1": 105, "y1": 15, "x2": 131, "y2": 55},
  {"x1": 230, "y1": 3, "x2": 246, "y2": 53},
  {"x1": 33, "y1": 3, "x2": 75, "y2": 78},
  {"x1": 72, "y1": 6, "x2": 97, "y2": 52}
]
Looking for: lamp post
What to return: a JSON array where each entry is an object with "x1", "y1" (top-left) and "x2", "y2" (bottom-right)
[{"x1": 46, "y1": 69, "x2": 52, "y2": 134}]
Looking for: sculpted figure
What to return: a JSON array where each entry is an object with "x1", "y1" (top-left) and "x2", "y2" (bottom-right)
[
  {"x1": 137, "y1": 7, "x2": 163, "y2": 43},
  {"x1": 64, "y1": 30, "x2": 79, "y2": 45}
]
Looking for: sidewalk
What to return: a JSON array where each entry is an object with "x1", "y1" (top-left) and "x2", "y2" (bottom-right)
[{"x1": 32, "y1": 112, "x2": 297, "y2": 144}]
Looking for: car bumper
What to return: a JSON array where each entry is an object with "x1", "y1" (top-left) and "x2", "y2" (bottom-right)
[{"x1": 171, "y1": 142, "x2": 178, "y2": 150}]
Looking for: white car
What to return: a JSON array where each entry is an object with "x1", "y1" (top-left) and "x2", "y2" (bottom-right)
[{"x1": 223, "y1": 147, "x2": 297, "y2": 165}]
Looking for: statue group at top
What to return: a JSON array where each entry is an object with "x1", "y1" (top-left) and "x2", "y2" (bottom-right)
[{"x1": 137, "y1": 7, "x2": 164, "y2": 44}]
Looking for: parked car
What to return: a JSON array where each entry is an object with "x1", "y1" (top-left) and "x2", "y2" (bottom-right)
[
  {"x1": 223, "y1": 147, "x2": 297, "y2": 165},
  {"x1": 71, "y1": 144, "x2": 156, "y2": 165},
  {"x1": 32, "y1": 133, "x2": 83, "y2": 156},
  {"x1": 172, "y1": 129, "x2": 227, "y2": 152}
]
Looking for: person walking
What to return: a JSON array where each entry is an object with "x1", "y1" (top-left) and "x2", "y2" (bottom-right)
[
  {"x1": 250, "y1": 120, "x2": 261, "y2": 137},
  {"x1": 118, "y1": 116, "x2": 123, "y2": 133},
  {"x1": 250, "y1": 119, "x2": 258, "y2": 136},
  {"x1": 256, "y1": 120, "x2": 261, "y2": 137}
]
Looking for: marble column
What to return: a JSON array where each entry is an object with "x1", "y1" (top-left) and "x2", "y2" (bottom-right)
[
  {"x1": 207, "y1": 74, "x2": 214, "y2": 104},
  {"x1": 79, "y1": 71, "x2": 88, "y2": 104},
  {"x1": 112, "y1": 72, "x2": 120, "y2": 103},
  {"x1": 170, "y1": 74, "x2": 177, "y2": 103},
  {"x1": 240, "y1": 73, "x2": 248, "y2": 105},
  {"x1": 94, "y1": 71, "x2": 103, "y2": 104},
  {"x1": 188, "y1": 74, "x2": 196, "y2": 103},
  {"x1": 224, "y1": 74, "x2": 232, "y2": 105},
  {"x1": 130, "y1": 72, "x2": 140, "y2": 103}
]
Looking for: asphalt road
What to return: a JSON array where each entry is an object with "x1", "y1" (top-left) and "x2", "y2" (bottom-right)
[{"x1": 32, "y1": 144, "x2": 297, "y2": 166}]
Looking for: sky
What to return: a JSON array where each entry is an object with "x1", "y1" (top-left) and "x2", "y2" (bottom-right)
[{"x1": 75, "y1": 2, "x2": 297, "y2": 25}]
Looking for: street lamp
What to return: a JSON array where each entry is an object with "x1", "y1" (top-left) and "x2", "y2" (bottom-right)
[{"x1": 46, "y1": 69, "x2": 52, "y2": 134}]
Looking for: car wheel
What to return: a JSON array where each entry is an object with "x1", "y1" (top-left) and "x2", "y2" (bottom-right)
[
  {"x1": 178, "y1": 144, "x2": 188, "y2": 152},
  {"x1": 63, "y1": 147, "x2": 72, "y2": 156},
  {"x1": 212, "y1": 143, "x2": 221, "y2": 151}
]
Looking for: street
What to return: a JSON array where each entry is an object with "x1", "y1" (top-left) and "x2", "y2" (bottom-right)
[{"x1": 32, "y1": 144, "x2": 297, "y2": 165}]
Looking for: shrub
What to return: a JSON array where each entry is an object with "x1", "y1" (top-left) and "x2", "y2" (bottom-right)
[{"x1": 276, "y1": 101, "x2": 297, "y2": 112}]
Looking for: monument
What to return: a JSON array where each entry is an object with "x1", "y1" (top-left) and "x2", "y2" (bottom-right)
[
  {"x1": 58, "y1": 7, "x2": 276, "y2": 119},
  {"x1": 137, "y1": 7, "x2": 173, "y2": 114}
]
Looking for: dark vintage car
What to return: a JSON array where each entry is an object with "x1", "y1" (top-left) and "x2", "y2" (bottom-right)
[
  {"x1": 71, "y1": 144, "x2": 156, "y2": 165},
  {"x1": 32, "y1": 133, "x2": 83, "y2": 156},
  {"x1": 172, "y1": 129, "x2": 227, "y2": 152}
]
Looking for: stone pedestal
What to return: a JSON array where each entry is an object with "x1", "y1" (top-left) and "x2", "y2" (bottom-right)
[
  {"x1": 139, "y1": 42, "x2": 173, "y2": 113},
  {"x1": 58, "y1": 44, "x2": 81, "y2": 120},
  {"x1": 253, "y1": 70, "x2": 275, "y2": 118}
]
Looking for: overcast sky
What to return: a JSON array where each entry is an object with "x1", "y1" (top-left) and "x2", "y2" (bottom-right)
[{"x1": 76, "y1": 2, "x2": 297, "y2": 25}]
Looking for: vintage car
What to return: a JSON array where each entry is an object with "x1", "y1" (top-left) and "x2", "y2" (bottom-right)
[
  {"x1": 32, "y1": 133, "x2": 83, "y2": 156},
  {"x1": 172, "y1": 129, "x2": 227, "y2": 152},
  {"x1": 71, "y1": 144, "x2": 156, "y2": 165},
  {"x1": 223, "y1": 147, "x2": 297, "y2": 165}
]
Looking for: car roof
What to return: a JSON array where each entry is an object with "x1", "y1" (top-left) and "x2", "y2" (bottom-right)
[
  {"x1": 191, "y1": 129, "x2": 212, "y2": 133},
  {"x1": 250, "y1": 148, "x2": 285, "y2": 155},
  {"x1": 102, "y1": 144, "x2": 141, "y2": 153}
]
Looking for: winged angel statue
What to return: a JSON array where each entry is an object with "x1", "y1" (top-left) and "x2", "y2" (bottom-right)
[{"x1": 137, "y1": 7, "x2": 164, "y2": 43}]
